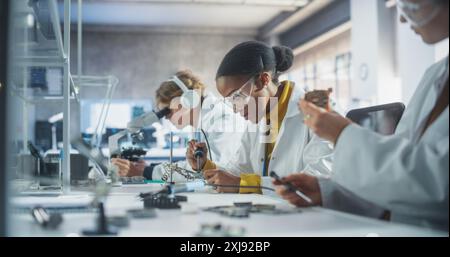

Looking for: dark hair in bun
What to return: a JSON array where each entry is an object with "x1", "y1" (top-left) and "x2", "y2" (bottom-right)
[
  {"x1": 272, "y1": 46, "x2": 294, "y2": 73},
  {"x1": 216, "y1": 41, "x2": 294, "y2": 83}
]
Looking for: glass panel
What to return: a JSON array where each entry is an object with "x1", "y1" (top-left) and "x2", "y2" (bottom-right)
[{"x1": 7, "y1": 0, "x2": 68, "y2": 195}]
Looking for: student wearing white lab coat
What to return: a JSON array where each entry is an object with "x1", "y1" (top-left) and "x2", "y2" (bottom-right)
[
  {"x1": 112, "y1": 70, "x2": 247, "y2": 182},
  {"x1": 275, "y1": 0, "x2": 449, "y2": 231},
  {"x1": 187, "y1": 41, "x2": 333, "y2": 194}
]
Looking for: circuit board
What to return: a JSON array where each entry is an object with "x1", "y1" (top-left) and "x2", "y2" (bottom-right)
[
  {"x1": 161, "y1": 163, "x2": 204, "y2": 182},
  {"x1": 304, "y1": 88, "x2": 333, "y2": 111},
  {"x1": 203, "y1": 202, "x2": 302, "y2": 218}
]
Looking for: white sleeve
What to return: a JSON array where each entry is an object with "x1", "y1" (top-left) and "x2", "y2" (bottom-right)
[
  {"x1": 332, "y1": 124, "x2": 449, "y2": 216},
  {"x1": 302, "y1": 131, "x2": 334, "y2": 178},
  {"x1": 205, "y1": 130, "x2": 244, "y2": 168},
  {"x1": 217, "y1": 130, "x2": 255, "y2": 176},
  {"x1": 318, "y1": 177, "x2": 387, "y2": 219},
  {"x1": 202, "y1": 106, "x2": 248, "y2": 170}
]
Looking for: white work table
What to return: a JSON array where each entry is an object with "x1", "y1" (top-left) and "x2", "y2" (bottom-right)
[{"x1": 10, "y1": 184, "x2": 448, "y2": 237}]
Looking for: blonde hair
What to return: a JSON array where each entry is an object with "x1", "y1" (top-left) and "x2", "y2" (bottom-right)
[{"x1": 156, "y1": 70, "x2": 206, "y2": 106}]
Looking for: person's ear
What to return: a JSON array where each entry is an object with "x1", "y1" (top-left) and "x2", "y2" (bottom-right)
[
  {"x1": 260, "y1": 72, "x2": 271, "y2": 87},
  {"x1": 255, "y1": 72, "x2": 271, "y2": 89}
]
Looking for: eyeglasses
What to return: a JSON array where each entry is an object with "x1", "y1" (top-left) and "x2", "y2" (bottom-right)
[
  {"x1": 223, "y1": 76, "x2": 257, "y2": 112},
  {"x1": 397, "y1": 0, "x2": 441, "y2": 27}
]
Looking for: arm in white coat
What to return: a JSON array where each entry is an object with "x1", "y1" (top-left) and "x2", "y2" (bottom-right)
[
  {"x1": 332, "y1": 124, "x2": 449, "y2": 219},
  {"x1": 318, "y1": 177, "x2": 387, "y2": 219},
  {"x1": 200, "y1": 99, "x2": 248, "y2": 169},
  {"x1": 302, "y1": 131, "x2": 334, "y2": 178},
  {"x1": 216, "y1": 127, "x2": 255, "y2": 175}
]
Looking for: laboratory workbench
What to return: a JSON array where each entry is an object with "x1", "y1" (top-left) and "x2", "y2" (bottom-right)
[{"x1": 10, "y1": 184, "x2": 448, "y2": 237}]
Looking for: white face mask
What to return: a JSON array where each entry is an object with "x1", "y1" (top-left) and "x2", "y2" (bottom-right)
[{"x1": 397, "y1": 0, "x2": 442, "y2": 28}]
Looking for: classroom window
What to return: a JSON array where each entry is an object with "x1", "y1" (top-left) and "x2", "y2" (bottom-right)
[{"x1": 283, "y1": 29, "x2": 353, "y2": 112}]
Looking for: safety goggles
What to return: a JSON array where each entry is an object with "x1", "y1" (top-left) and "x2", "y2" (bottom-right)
[
  {"x1": 223, "y1": 76, "x2": 257, "y2": 112},
  {"x1": 397, "y1": 0, "x2": 441, "y2": 27}
]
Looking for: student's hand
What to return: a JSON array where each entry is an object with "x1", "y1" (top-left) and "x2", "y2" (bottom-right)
[
  {"x1": 273, "y1": 173, "x2": 322, "y2": 207},
  {"x1": 186, "y1": 140, "x2": 208, "y2": 171},
  {"x1": 298, "y1": 99, "x2": 352, "y2": 145},
  {"x1": 111, "y1": 158, "x2": 146, "y2": 177},
  {"x1": 204, "y1": 169, "x2": 241, "y2": 193}
]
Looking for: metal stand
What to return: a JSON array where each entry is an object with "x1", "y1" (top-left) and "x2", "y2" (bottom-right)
[
  {"x1": 82, "y1": 202, "x2": 118, "y2": 236},
  {"x1": 169, "y1": 131, "x2": 174, "y2": 184}
]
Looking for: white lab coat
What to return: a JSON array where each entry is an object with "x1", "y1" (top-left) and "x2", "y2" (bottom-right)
[
  {"x1": 322, "y1": 56, "x2": 449, "y2": 231},
  {"x1": 152, "y1": 94, "x2": 248, "y2": 181},
  {"x1": 218, "y1": 82, "x2": 334, "y2": 196}
]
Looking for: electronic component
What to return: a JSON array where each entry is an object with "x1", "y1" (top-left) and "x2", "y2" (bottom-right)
[
  {"x1": 127, "y1": 208, "x2": 157, "y2": 219},
  {"x1": 204, "y1": 202, "x2": 301, "y2": 218},
  {"x1": 139, "y1": 181, "x2": 201, "y2": 209},
  {"x1": 195, "y1": 223, "x2": 246, "y2": 237},
  {"x1": 304, "y1": 88, "x2": 333, "y2": 110},
  {"x1": 269, "y1": 171, "x2": 312, "y2": 204},
  {"x1": 224, "y1": 207, "x2": 250, "y2": 218},
  {"x1": 31, "y1": 206, "x2": 63, "y2": 229},
  {"x1": 161, "y1": 163, "x2": 203, "y2": 182},
  {"x1": 143, "y1": 194, "x2": 188, "y2": 209},
  {"x1": 107, "y1": 216, "x2": 130, "y2": 227},
  {"x1": 120, "y1": 176, "x2": 146, "y2": 184},
  {"x1": 233, "y1": 202, "x2": 253, "y2": 208},
  {"x1": 138, "y1": 181, "x2": 202, "y2": 199},
  {"x1": 138, "y1": 181, "x2": 278, "y2": 210},
  {"x1": 204, "y1": 205, "x2": 251, "y2": 218}
]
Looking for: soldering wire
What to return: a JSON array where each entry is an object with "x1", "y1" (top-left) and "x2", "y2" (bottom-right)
[
  {"x1": 206, "y1": 183, "x2": 275, "y2": 192},
  {"x1": 200, "y1": 128, "x2": 212, "y2": 162}
]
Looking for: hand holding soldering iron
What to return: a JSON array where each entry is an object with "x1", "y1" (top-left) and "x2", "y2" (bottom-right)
[{"x1": 186, "y1": 140, "x2": 208, "y2": 171}]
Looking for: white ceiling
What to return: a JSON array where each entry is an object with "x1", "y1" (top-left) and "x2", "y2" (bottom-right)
[{"x1": 62, "y1": 0, "x2": 312, "y2": 29}]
